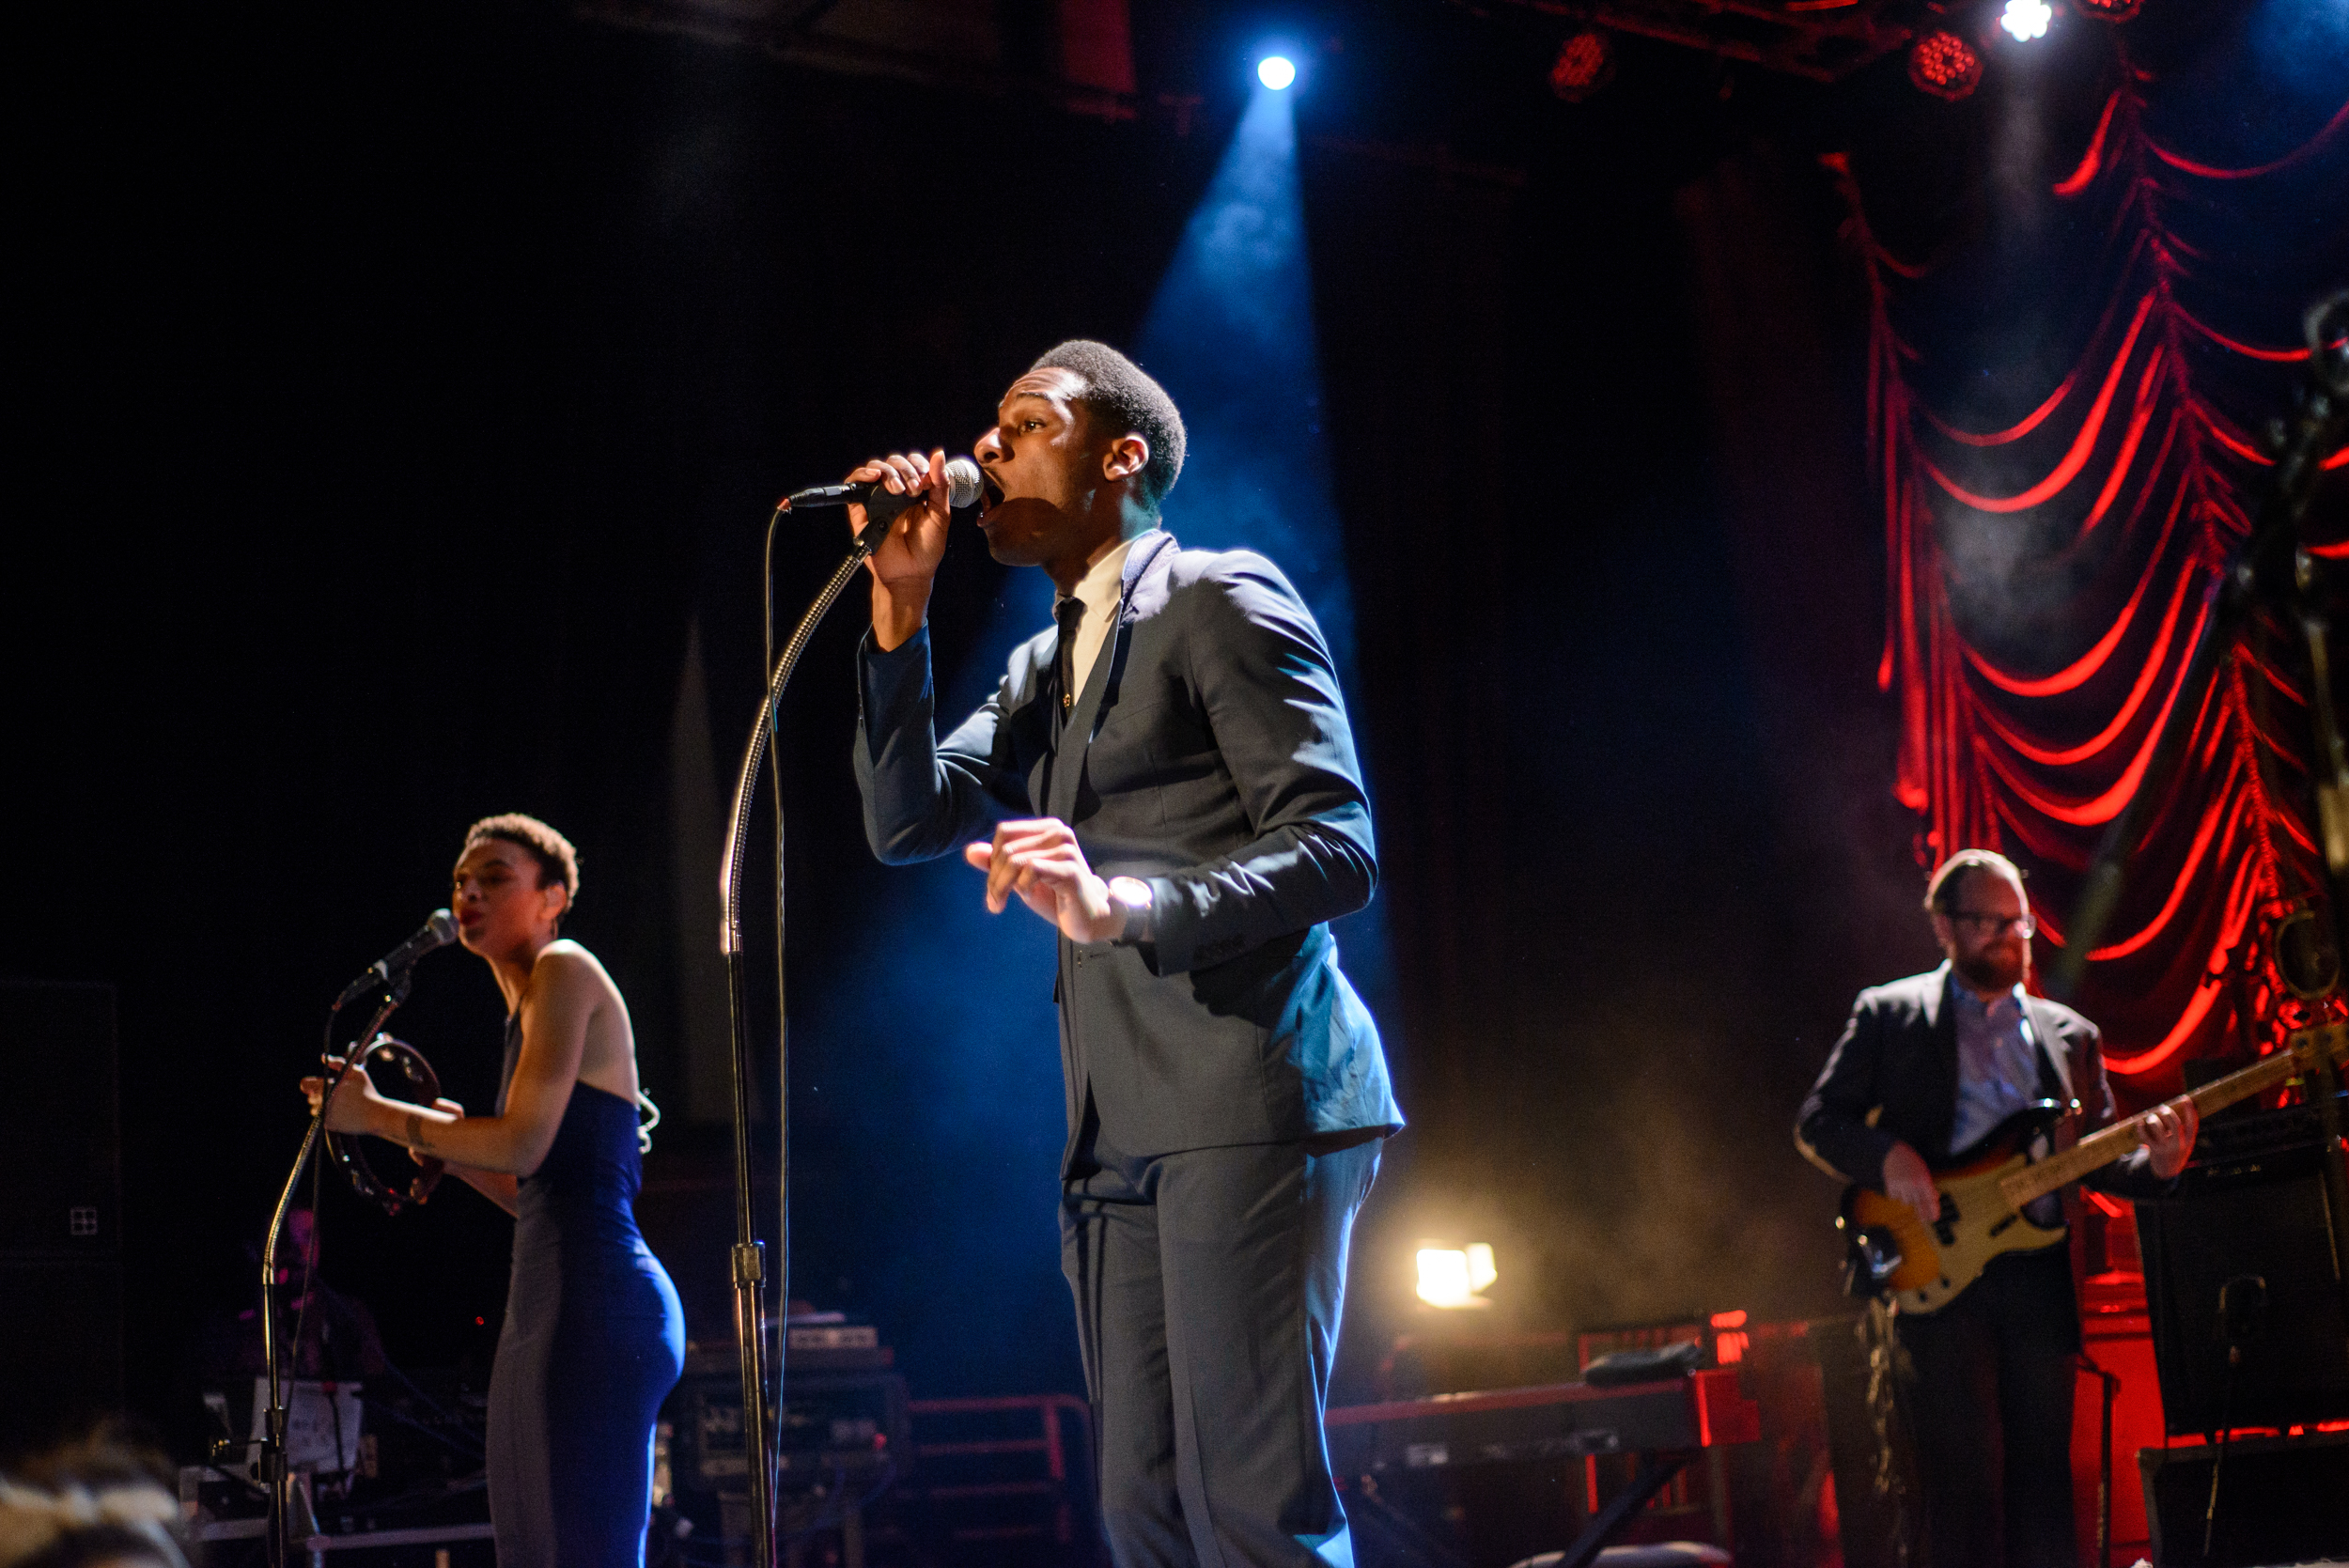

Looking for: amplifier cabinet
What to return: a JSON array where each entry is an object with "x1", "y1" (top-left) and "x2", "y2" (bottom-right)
[
  {"x1": 668, "y1": 1369, "x2": 910, "y2": 1497},
  {"x1": 2137, "y1": 1155, "x2": 2349, "y2": 1435},
  {"x1": 2138, "y1": 1430, "x2": 2349, "y2": 1567}
]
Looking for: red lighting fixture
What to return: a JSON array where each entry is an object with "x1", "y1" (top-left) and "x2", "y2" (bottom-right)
[
  {"x1": 1548, "y1": 30, "x2": 1614, "y2": 101},
  {"x1": 1907, "y1": 29, "x2": 1983, "y2": 101},
  {"x1": 2074, "y1": 0, "x2": 2142, "y2": 19}
]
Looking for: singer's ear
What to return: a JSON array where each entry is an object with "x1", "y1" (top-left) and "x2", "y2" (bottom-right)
[{"x1": 1103, "y1": 434, "x2": 1150, "y2": 486}]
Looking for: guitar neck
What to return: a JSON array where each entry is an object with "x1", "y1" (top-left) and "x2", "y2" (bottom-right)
[{"x1": 1999, "y1": 1025, "x2": 2343, "y2": 1209}]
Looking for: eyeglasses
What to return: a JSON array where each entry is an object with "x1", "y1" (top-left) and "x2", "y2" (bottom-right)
[{"x1": 1951, "y1": 910, "x2": 2035, "y2": 939}]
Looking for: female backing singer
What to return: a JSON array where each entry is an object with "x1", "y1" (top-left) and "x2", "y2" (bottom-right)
[{"x1": 304, "y1": 814, "x2": 684, "y2": 1568}]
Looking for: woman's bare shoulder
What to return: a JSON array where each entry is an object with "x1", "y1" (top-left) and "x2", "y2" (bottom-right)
[{"x1": 528, "y1": 940, "x2": 621, "y2": 1001}]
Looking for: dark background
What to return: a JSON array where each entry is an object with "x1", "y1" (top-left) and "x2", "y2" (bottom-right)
[{"x1": 6, "y1": 0, "x2": 2326, "y2": 1450}]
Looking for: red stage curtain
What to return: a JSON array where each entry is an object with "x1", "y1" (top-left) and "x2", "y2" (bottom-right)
[{"x1": 1831, "y1": 72, "x2": 2348, "y2": 1099}]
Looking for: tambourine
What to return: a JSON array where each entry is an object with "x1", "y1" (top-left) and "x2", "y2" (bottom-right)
[{"x1": 323, "y1": 1033, "x2": 447, "y2": 1216}]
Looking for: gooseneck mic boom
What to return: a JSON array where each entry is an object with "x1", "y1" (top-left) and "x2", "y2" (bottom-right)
[
  {"x1": 783, "y1": 456, "x2": 983, "y2": 525},
  {"x1": 334, "y1": 909, "x2": 459, "y2": 1005}
]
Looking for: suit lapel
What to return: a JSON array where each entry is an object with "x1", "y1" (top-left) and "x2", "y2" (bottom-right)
[
  {"x1": 1047, "y1": 531, "x2": 1174, "y2": 824},
  {"x1": 2022, "y1": 994, "x2": 2078, "y2": 1107},
  {"x1": 1921, "y1": 967, "x2": 1962, "y2": 1158}
]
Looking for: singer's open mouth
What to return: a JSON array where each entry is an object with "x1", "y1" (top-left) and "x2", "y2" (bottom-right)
[{"x1": 979, "y1": 471, "x2": 1005, "y2": 514}]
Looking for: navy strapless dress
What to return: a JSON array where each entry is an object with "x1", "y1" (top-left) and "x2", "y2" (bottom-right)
[{"x1": 488, "y1": 1017, "x2": 686, "y2": 1568}]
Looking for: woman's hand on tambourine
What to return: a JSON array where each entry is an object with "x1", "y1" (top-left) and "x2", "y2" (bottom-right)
[{"x1": 301, "y1": 1057, "x2": 388, "y2": 1135}]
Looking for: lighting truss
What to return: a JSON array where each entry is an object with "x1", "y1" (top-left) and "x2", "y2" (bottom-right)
[{"x1": 1454, "y1": 0, "x2": 1913, "y2": 83}]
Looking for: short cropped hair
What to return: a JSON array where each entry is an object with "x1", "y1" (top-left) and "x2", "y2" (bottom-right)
[
  {"x1": 464, "y1": 814, "x2": 581, "y2": 911},
  {"x1": 1029, "y1": 340, "x2": 1187, "y2": 514},
  {"x1": 0, "y1": 1424, "x2": 193, "y2": 1568},
  {"x1": 1924, "y1": 848, "x2": 2023, "y2": 915}
]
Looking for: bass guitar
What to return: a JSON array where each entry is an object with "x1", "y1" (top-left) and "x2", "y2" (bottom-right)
[{"x1": 1840, "y1": 1020, "x2": 2347, "y2": 1314}]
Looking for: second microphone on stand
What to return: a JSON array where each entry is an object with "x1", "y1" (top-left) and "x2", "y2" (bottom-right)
[{"x1": 334, "y1": 909, "x2": 459, "y2": 1006}]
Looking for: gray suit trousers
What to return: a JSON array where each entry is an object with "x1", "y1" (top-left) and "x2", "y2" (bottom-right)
[{"x1": 1061, "y1": 1134, "x2": 1380, "y2": 1568}]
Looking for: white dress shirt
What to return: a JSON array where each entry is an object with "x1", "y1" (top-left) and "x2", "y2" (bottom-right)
[{"x1": 1057, "y1": 536, "x2": 1137, "y2": 701}]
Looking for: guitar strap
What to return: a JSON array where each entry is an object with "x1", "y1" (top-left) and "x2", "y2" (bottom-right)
[
  {"x1": 2021, "y1": 995, "x2": 2079, "y2": 1109},
  {"x1": 2019, "y1": 995, "x2": 2080, "y2": 1232}
]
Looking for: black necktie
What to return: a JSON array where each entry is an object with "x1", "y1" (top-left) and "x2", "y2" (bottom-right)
[{"x1": 1054, "y1": 597, "x2": 1087, "y2": 725}]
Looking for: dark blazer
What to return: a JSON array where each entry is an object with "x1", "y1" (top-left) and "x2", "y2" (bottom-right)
[
  {"x1": 1796, "y1": 963, "x2": 2165, "y2": 1197},
  {"x1": 856, "y1": 529, "x2": 1403, "y2": 1172}
]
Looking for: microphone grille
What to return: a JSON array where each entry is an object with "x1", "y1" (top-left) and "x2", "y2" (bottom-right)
[
  {"x1": 942, "y1": 456, "x2": 983, "y2": 510},
  {"x1": 427, "y1": 908, "x2": 459, "y2": 946}
]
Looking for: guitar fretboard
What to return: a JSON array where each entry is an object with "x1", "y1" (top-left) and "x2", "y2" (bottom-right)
[{"x1": 1997, "y1": 1022, "x2": 2346, "y2": 1210}]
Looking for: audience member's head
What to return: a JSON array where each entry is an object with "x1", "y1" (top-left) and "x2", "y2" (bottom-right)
[{"x1": 0, "y1": 1427, "x2": 191, "y2": 1568}]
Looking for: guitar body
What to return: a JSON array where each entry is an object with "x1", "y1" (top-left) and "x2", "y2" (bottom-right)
[
  {"x1": 1839, "y1": 1103, "x2": 2069, "y2": 1315},
  {"x1": 1828, "y1": 1023, "x2": 2349, "y2": 1316}
]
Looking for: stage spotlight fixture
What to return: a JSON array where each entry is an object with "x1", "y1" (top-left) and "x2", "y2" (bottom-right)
[
  {"x1": 1548, "y1": 29, "x2": 1614, "y2": 101},
  {"x1": 1415, "y1": 1242, "x2": 1498, "y2": 1309},
  {"x1": 2000, "y1": 0, "x2": 2052, "y2": 40},
  {"x1": 1257, "y1": 54, "x2": 1296, "y2": 90},
  {"x1": 1907, "y1": 29, "x2": 1983, "y2": 99},
  {"x1": 2074, "y1": 0, "x2": 2141, "y2": 19}
]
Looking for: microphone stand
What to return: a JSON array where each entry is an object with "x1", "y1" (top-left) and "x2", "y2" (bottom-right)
[
  {"x1": 714, "y1": 501, "x2": 894, "y2": 1568},
  {"x1": 257, "y1": 982, "x2": 412, "y2": 1568}
]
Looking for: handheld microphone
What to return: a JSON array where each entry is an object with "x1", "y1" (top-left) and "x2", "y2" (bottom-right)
[
  {"x1": 785, "y1": 456, "x2": 983, "y2": 525},
  {"x1": 334, "y1": 909, "x2": 459, "y2": 1006}
]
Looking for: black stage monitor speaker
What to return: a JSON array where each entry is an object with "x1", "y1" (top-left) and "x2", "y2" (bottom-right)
[
  {"x1": 2139, "y1": 1430, "x2": 2349, "y2": 1568},
  {"x1": 2137, "y1": 1153, "x2": 2349, "y2": 1436},
  {"x1": 0, "y1": 981, "x2": 125, "y2": 1452}
]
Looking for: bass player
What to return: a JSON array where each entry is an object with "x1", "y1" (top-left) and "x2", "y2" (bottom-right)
[{"x1": 1797, "y1": 848, "x2": 2196, "y2": 1568}]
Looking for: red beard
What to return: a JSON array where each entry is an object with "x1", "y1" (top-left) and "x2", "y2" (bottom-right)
[{"x1": 1955, "y1": 942, "x2": 2027, "y2": 993}]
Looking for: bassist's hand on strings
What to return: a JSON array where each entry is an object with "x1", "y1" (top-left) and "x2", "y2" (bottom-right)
[
  {"x1": 1881, "y1": 1141, "x2": 1940, "y2": 1221},
  {"x1": 2139, "y1": 1098, "x2": 2197, "y2": 1179}
]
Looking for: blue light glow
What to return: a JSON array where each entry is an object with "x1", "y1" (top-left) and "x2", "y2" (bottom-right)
[
  {"x1": 1257, "y1": 54, "x2": 1297, "y2": 90},
  {"x1": 1130, "y1": 77, "x2": 1401, "y2": 1072}
]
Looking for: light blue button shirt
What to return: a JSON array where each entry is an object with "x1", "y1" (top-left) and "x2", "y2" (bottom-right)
[
  {"x1": 1949, "y1": 977, "x2": 2045, "y2": 1155},
  {"x1": 1948, "y1": 973, "x2": 2064, "y2": 1225}
]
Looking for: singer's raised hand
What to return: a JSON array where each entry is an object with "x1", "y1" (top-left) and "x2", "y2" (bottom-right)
[{"x1": 848, "y1": 447, "x2": 952, "y2": 650}]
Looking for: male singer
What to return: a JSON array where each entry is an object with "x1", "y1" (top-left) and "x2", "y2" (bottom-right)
[{"x1": 848, "y1": 340, "x2": 1401, "y2": 1567}]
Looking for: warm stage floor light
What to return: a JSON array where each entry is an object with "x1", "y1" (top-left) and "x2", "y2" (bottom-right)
[
  {"x1": 1414, "y1": 1243, "x2": 1497, "y2": 1308},
  {"x1": 2000, "y1": 0, "x2": 2052, "y2": 41},
  {"x1": 1257, "y1": 54, "x2": 1296, "y2": 90}
]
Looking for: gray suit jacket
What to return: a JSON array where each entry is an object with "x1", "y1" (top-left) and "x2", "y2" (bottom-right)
[{"x1": 856, "y1": 529, "x2": 1403, "y2": 1173}]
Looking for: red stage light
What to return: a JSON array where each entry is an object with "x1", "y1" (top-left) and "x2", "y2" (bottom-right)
[
  {"x1": 1548, "y1": 30, "x2": 1614, "y2": 101},
  {"x1": 1907, "y1": 29, "x2": 1983, "y2": 101},
  {"x1": 2074, "y1": 0, "x2": 2142, "y2": 20}
]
